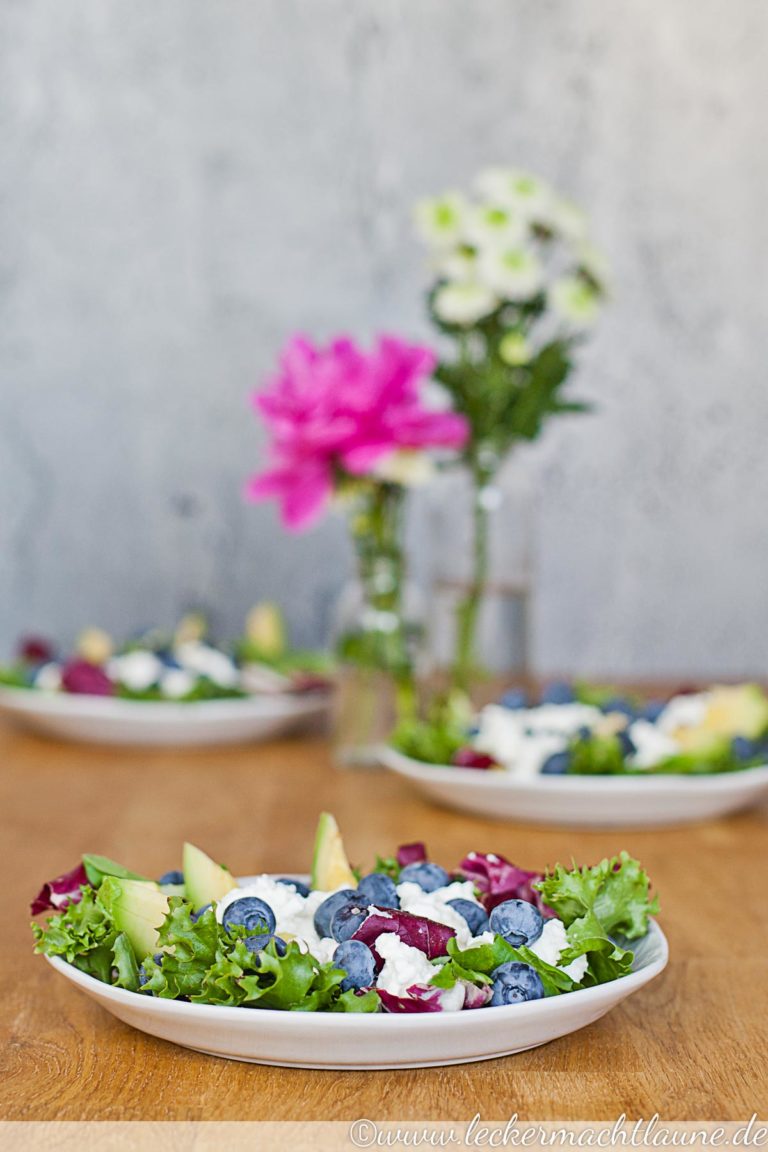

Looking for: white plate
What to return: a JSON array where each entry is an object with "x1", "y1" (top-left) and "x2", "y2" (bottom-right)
[
  {"x1": 44, "y1": 905, "x2": 667, "y2": 1069},
  {"x1": 0, "y1": 685, "x2": 331, "y2": 747},
  {"x1": 379, "y1": 747, "x2": 768, "y2": 828}
]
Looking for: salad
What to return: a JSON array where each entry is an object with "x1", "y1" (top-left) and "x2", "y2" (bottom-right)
[
  {"x1": 32, "y1": 813, "x2": 658, "y2": 1014},
  {"x1": 0, "y1": 604, "x2": 332, "y2": 703},
  {"x1": 393, "y1": 681, "x2": 768, "y2": 777}
]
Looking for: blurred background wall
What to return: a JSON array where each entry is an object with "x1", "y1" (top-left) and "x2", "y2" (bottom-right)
[{"x1": 1, "y1": 0, "x2": 767, "y2": 679}]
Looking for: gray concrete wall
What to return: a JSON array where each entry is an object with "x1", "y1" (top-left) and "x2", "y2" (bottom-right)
[{"x1": 1, "y1": 0, "x2": 767, "y2": 679}]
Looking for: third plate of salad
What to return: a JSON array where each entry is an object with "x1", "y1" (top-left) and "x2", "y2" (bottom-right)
[{"x1": 381, "y1": 682, "x2": 768, "y2": 827}]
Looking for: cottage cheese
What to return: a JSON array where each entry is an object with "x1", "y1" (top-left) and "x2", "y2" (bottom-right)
[
  {"x1": 396, "y1": 880, "x2": 483, "y2": 946},
  {"x1": 34, "y1": 662, "x2": 62, "y2": 692},
  {"x1": 474, "y1": 703, "x2": 602, "y2": 776},
  {"x1": 107, "y1": 650, "x2": 163, "y2": 692},
  {"x1": 627, "y1": 719, "x2": 680, "y2": 770},
  {"x1": 159, "y1": 668, "x2": 197, "y2": 699},
  {"x1": 375, "y1": 933, "x2": 464, "y2": 1010},
  {"x1": 529, "y1": 918, "x2": 588, "y2": 983},
  {"x1": 656, "y1": 693, "x2": 710, "y2": 736},
  {"x1": 217, "y1": 876, "x2": 337, "y2": 958},
  {"x1": 175, "y1": 642, "x2": 240, "y2": 689}
]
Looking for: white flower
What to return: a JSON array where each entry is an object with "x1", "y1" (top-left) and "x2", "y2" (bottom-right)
[
  {"x1": 475, "y1": 167, "x2": 554, "y2": 219},
  {"x1": 373, "y1": 450, "x2": 435, "y2": 487},
  {"x1": 464, "y1": 202, "x2": 527, "y2": 250},
  {"x1": 498, "y1": 331, "x2": 533, "y2": 366},
  {"x1": 477, "y1": 245, "x2": 544, "y2": 302},
  {"x1": 433, "y1": 280, "x2": 498, "y2": 326},
  {"x1": 550, "y1": 275, "x2": 602, "y2": 329},
  {"x1": 575, "y1": 243, "x2": 610, "y2": 291},
  {"x1": 549, "y1": 197, "x2": 589, "y2": 242},
  {"x1": 414, "y1": 193, "x2": 467, "y2": 250},
  {"x1": 435, "y1": 245, "x2": 479, "y2": 283}
]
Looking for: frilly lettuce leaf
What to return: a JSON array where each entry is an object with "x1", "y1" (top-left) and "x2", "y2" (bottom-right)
[
  {"x1": 31, "y1": 885, "x2": 118, "y2": 983},
  {"x1": 561, "y1": 910, "x2": 634, "y2": 986},
  {"x1": 436, "y1": 935, "x2": 577, "y2": 997},
  {"x1": 535, "y1": 852, "x2": 658, "y2": 939},
  {"x1": 112, "y1": 932, "x2": 141, "y2": 991}
]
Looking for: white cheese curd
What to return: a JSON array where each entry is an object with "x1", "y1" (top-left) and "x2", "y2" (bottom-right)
[
  {"x1": 239, "y1": 663, "x2": 291, "y2": 695},
  {"x1": 216, "y1": 876, "x2": 339, "y2": 956},
  {"x1": 474, "y1": 703, "x2": 602, "y2": 776},
  {"x1": 528, "y1": 918, "x2": 588, "y2": 983},
  {"x1": 627, "y1": 719, "x2": 680, "y2": 769},
  {"x1": 656, "y1": 693, "x2": 710, "y2": 736},
  {"x1": 34, "y1": 662, "x2": 62, "y2": 692},
  {"x1": 159, "y1": 668, "x2": 197, "y2": 699},
  {"x1": 375, "y1": 933, "x2": 464, "y2": 1010},
  {"x1": 107, "y1": 650, "x2": 164, "y2": 692},
  {"x1": 396, "y1": 880, "x2": 482, "y2": 946},
  {"x1": 174, "y1": 641, "x2": 239, "y2": 689}
]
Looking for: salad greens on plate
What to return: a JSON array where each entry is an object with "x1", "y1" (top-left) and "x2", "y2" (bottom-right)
[
  {"x1": 392, "y1": 681, "x2": 768, "y2": 777},
  {"x1": 32, "y1": 814, "x2": 658, "y2": 1014}
]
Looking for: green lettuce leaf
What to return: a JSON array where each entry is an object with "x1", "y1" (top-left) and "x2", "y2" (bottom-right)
[
  {"x1": 535, "y1": 852, "x2": 658, "y2": 939},
  {"x1": 31, "y1": 886, "x2": 118, "y2": 983},
  {"x1": 139, "y1": 898, "x2": 219, "y2": 999},
  {"x1": 561, "y1": 910, "x2": 634, "y2": 986},
  {"x1": 438, "y1": 934, "x2": 577, "y2": 997},
  {"x1": 112, "y1": 932, "x2": 141, "y2": 991}
]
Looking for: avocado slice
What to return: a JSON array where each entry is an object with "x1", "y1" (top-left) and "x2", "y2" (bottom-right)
[
  {"x1": 245, "y1": 602, "x2": 286, "y2": 659},
  {"x1": 182, "y1": 842, "x2": 236, "y2": 909},
  {"x1": 99, "y1": 877, "x2": 169, "y2": 959},
  {"x1": 311, "y1": 812, "x2": 356, "y2": 891},
  {"x1": 82, "y1": 854, "x2": 152, "y2": 887},
  {"x1": 704, "y1": 685, "x2": 768, "y2": 739}
]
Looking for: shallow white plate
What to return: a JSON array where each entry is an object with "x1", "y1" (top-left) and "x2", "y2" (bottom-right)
[
  {"x1": 380, "y1": 746, "x2": 768, "y2": 828},
  {"x1": 0, "y1": 685, "x2": 331, "y2": 747},
  {"x1": 44, "y1": 907, "x2": 667, "y2": 1069}
]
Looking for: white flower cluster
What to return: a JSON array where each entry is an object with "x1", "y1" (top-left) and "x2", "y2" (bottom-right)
[{"x1": 414, "y1": 168, "x2": 606, "y2": 339}]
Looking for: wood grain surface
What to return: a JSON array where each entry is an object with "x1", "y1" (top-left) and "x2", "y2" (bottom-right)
[{"x1": 1, "y1": 717, "x2": 766, "y2": 1121}]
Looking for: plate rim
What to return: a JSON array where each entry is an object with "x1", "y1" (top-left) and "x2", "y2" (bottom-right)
[{"x1": 379, "y1": 744, "x2": 768, "y2": 793}]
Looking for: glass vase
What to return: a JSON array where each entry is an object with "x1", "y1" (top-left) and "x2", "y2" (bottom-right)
[
  {"x1": 331, "y1": 483, "x2": 421, "y2": 767},
  {"x1": 428, "y1": 456, "x2": 533, "y2": 698}
]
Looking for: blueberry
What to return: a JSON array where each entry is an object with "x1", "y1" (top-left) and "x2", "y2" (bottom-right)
[
  {"x1": 490, "y1": 961, "x2": 545, "y2": 1006},
  {"x1": 190, "y1": 903, "x2": 212, "y2": 923},
  {"x1": 222, "y1": 897, "x2": 276, "y2": 936},
  {"x1": 398, "y1": 862, "x2": 450, "y2": 893},
  {"x1": 157, "y1": 870, "x2": 184, "y2": 886},
  {"x1": 357, "y1": 872, "x2": 400, "y2": 909},
  {"x1": 489, "y1": 899, "x2": 544, "y2": 947},
  {"x1": 576, "y1": 726, "x2": 592, "y2": 741},
  {"x1": 499, "y1": 689, "x2": 528, "y2": 710},
  {"x1": 642, "y1": 700, "x2": 666, "y2": 723},
  {"x1": 540, "y1": 681, "x2": 575, "y2": 705},
  {"x1": 244, "y1": 933, "x2": 287, "y2": 958},
  {"x1": 330, "y1": 899, "x2": 369, "y2": 943},
  {"x1": 731, "y1": 736, "x2": 756, "y2": 762},
  {"x1": 616, "y1": 730, "x2": 636, "y2": 757},
  {"x1": 446, "y1": 898, "x2": 489, "y2": 936},
  {"x1": 540, "y1": 751, "x2": 571, "y2": 775},
  {"x1": 333, "y1": 940, "x2": 376, "y2": 992},
  {"x1": 313, "y1": 889, "x2": 359, "y2": 938},
  {"x1": 275, "y1": 876, "x2": 311, "y2": 898},
  {"x1": 601, "y1": 697, "x2": 636, "y2": 719}
]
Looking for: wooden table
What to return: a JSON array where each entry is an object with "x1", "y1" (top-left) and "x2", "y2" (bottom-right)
[{"x1": 1, "y1": 718, "x2": 766, "y2": 1122}]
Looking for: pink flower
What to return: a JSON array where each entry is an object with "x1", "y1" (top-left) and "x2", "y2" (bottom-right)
[{"x1": 244, "y1": 335, "x2": 468, "y2": 530}]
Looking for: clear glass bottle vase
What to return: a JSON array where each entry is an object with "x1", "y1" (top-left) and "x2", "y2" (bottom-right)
[{"x1": 331, "y1": 483, "x2": 420, "y2": 767}]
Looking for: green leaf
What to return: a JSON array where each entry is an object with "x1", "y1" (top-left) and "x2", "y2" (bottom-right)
[
  {"x1": 82, "y1": 854, "x2": 151, "y2": 886},
  {"x1": 373, "y1": 855, "x2": 400, "y2": 881},
  {"x1": 441, "y1": 934, "x2": 576, "y2": 997},
  {"x1": 31, "y1": 886, "x2": 118, "y2": 984},
  {"x1": 112, "y1": 933, "x2": 141, "y2": 991},
  {"x1": 536, "y1": 853, "x2": 659, "y2": 939},
  {"x1": 561, "y1": 911, "x2": 634, "y2": 986},
  {"x1": 330, "y1": 988, "x2": 381, "y2": 1013},
  {"x1": 141, "y1": 899, "x2": 220, "y2": 999}
]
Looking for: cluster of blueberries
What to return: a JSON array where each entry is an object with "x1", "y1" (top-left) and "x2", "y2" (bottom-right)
[{"x1": 205, "y1": 861, "x2": 552, "y2": 1008}]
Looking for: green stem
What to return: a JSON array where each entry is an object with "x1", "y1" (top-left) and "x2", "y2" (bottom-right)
[{"x1": 453, "y1": 463, "x2": 493, "y2": 695}]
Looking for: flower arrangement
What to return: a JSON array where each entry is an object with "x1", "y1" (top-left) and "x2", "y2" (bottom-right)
[
  {"x1": 245, "y1": 334, "x2": 468, "y2": 757},
  {"x1": 415, "y1": 167, "x2": 607, "y2": 691}
]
